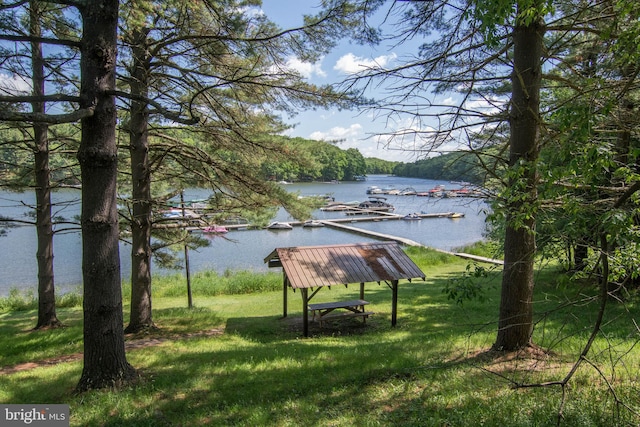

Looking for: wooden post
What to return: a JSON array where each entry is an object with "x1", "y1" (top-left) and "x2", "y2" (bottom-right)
[
  {"x1": 283, "y1": 273, "x2": 288, "y2": 318},
  {"x1": 302, "y1": 287, "x2": 309, "y2": 337},
  {"x1": 359, "y1": 282, "x2": 365, "y2": 300},
  {"x1": 181, "y1": 191, "x2": 193, "y2": 309},
  {"x1": 391, "y1": 280, "x2": 398, "y2": 327}
]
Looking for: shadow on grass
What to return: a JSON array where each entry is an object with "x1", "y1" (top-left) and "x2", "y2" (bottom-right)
[
  {"x1": 3, "y1": 266, "x2": 638, "y2": 425},
  {"x1": 226, "y1": 314, "x2": 387, "y2": 342}
]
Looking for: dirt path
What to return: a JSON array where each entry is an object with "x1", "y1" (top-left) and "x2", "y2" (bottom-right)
[{"x1": 0, "y1": 328, "x2": 225, "y2": 375}]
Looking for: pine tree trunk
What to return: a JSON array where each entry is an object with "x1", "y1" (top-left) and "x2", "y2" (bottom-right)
[
  {"x1": 30, "y1": 1, "x2": 61, "y2": 330},
  {"x1": 76, "y1": 0, "x2": 137, "y2": 391},
  {"x1": 125, "y1": 28, "x2": 155, "y2": 334},
  {"x1": 493, "y1": 5, "x2": 544, "y2": 351}
]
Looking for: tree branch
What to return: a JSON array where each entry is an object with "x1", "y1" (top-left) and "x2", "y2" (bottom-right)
[
  {"x1": 108, "y1": 90, "x2": 200, "y2": 125},
  {"x1": 0, "y1": 107, "x2": 94, "y2": 124},
  {"x1": 0, "y1": 94, "x2": 81, "y2": 103}
]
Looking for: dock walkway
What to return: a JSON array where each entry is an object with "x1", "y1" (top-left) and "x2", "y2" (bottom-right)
[
  {"x1": 319, "y1": 220, "x2": 503, "y2": 265},
  {"x1": 179, "y1": 210, "x2": 503, "y2": 266}
]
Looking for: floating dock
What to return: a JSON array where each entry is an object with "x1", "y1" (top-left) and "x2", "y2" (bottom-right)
[{"x1": 173, "y1": 211, "x2": 503, "y2": 266}]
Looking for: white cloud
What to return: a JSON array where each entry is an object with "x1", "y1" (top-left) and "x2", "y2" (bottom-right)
[
  {"x1": 284, "y1": 57, "x2": 326, "y2": 79},
  {"x1": 441, "y1": 97, "x2": 456, "y2": 106},
  {"x1": 333, "y1": 52, "x2": 397, "y2": 75},
  {"x1": 0, "y1": 73, "x2": 31, "y2": 95},
  {"x1": 309, "y1": 122, "x2": 412, "y2": 162},
  {"x1": 310, "y1": 123, "x2": 362, "y2": 141},
  {"x1": 464, "y1": 96, "x2": 506, "y2": 114}
]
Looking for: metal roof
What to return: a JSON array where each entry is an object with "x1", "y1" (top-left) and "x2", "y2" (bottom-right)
[{"x1": 264, "y1": 242, "x2": 425, "y2": 289}]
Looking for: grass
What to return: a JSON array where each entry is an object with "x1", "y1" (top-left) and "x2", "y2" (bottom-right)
[{"x1": 1, "y1": 246, "x2": 639, "y2": 426}]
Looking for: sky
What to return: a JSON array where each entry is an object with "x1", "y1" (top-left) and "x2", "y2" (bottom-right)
[
  {"x1": 259, "y1": 1, "x2": 435, "y2": 163},
  {"x1": 0, "y1": 1, "x2": 459, "y2": 164}
]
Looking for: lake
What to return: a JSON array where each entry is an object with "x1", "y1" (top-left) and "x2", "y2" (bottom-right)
[{"x1": 0, "y1": 175, "x2": 490, "y2": 296}]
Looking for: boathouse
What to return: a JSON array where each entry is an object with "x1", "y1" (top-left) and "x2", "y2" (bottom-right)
[{"x1": 264, "y1": 242, "x2": 425, "y2": 337}]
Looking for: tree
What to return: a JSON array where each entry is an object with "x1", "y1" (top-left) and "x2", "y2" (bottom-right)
[
  {"x1": 75, "y1": 0, "x2": 137, "y2": 390},
  {"x1": 493, "y1": 0, "x2": 545, "y2": 350},
  {"x1": 116, "y1": 0, "x2": 358, "y2": 332},
  {"x1": 29, "y1": 1, "x2": 62, "y2": 330},
  {"x1": 0, "y1": 1, "x2": 76, "y2": 329},
  {"x1": 0, "y1": 0, "x2": 136, "y2": 390},
  {"x1": 333, "y1": 0, "x2": 545, "y2": 350}
]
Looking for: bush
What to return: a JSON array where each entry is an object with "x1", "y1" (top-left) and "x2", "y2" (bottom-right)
[{"x1": 0, "y1": 288, "x2": 37, "y2": 312}]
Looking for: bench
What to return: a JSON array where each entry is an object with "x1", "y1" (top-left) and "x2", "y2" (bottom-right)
[{"x1": 308, "y1": 299, "x2": 373, "y2": 326}]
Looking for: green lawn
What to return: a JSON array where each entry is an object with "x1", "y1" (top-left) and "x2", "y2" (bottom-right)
[{"x1": 1, "y1": 248, "x2": 638, "y2": 426}]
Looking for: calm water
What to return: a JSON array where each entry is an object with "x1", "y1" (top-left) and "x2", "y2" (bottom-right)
[{"x1": 0, "y1": 176, "x2": 489, "y2": 295}]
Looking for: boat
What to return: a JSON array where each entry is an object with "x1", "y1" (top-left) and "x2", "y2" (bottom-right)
[
  {"x1": 320, "y1": 204, "x2": 352, "y2": 211},
  {"x1": 354, "y1": 196, "x2": 395, "y2": 213},
  {"x1": 302, "y1": 220, "x2": 325, "y2": 228},
  {"x1": 399, "y1": 187, "x2": 417, "y2": 196},
  {"x1": 202, "y1": 225, "x2": 228, "y2": 234},
  {"x1": 403, "y1": 213, "x2": 422, "y2": 220},
  {"x1": 380, "y1": 185, "x2": 396, "y2": 194},
  {"x1": 366, "y1": 186, "x2": 382, "y2": 194},
  {"x1": 320, "y1": 200, "x2": 360, "y2": 211},
  {"x1": 267, "y1": 221, "x2": 293, "y2": 230},
  {"x1": 447, "y1": 212, "x2": 465, "y2": 218}
]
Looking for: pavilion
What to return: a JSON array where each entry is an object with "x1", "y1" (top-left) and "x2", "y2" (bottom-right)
[{"x1": 264, "y1": 241, "x2": 426, "y2": 336}]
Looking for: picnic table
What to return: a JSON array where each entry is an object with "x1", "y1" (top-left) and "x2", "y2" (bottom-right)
[{"x1": 308, "y1": 299, "x2": 374, "y2": 326}]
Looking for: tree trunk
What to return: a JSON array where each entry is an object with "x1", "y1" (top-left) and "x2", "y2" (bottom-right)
[
  {"x1": 493, "y1": 5, "x2": 544, "y2": 351},
  {"x1": 76, "y1": 0, "x2": 137, "y2": 391},
  {"x1": 573, "y1": 242, "x2": 589, "y2": 272},
  {"x1": 30, "y1": 1, "x2": 61, "y2": 330},
  {"x1": 125, "y1": 28, "x2": 155, "y2": 334}
]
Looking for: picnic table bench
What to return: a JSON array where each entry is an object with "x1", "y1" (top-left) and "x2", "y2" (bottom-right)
[{"x1": 308, "y1": 299, "x2": 374, "y2": 326}]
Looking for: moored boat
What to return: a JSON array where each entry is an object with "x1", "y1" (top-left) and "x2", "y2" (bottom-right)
[
  {"x1": 267, "y1": 221, "x2": 293, "y2": 230},
  {"x1": 202, "y1": 225, "x2": 228, "y2": 233},
  {"x1": 353, "y1": 196, "x2": 395, "y2": 213},
  {"x1": 403, "y1": 213, "x2": 422, "y2": 220}
]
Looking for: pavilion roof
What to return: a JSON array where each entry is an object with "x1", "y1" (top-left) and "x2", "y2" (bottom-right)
[{"x1": 264, "y1": 242, "x2": 425, "y2": 289}]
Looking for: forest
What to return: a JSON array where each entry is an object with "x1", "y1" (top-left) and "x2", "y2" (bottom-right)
[{"x1": 0, "y1": 129, "x2": 397, "y2": 187}]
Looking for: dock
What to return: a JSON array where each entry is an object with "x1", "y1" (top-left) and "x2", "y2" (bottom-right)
[
  {"x1": 317, "y1": 220, "x2": 503, "y2": 265},
  {"x1": 319, "y1": 220, "x2": 423, "y2": 247},
  {"x1": 171, "y1": 211, "x2": 504, "y2": 266}
]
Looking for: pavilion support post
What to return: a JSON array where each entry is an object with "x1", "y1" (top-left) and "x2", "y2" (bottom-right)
[
  {"x1": 359, "y1": 282, "x2": 365, "y2": 300},
  {"x1": 283, "y1": 273, "x2": 288, "y2": 318},
  {"x1": 391, "y1": 280, "x2": 399, "y2": 327},
  {"x1": 302, "y1": 287, "x2": 309, "y2": 337}
]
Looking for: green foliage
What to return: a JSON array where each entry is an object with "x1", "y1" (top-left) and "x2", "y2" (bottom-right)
[
  {"x1": 0, "y1": 289, "x2": 36, "y2": 312},
  {"x1": 404, "y1": 245, "x2": 459, "y2": 266},
  {"x1": 470, "y1": 0, "x2": 552, "y2": 46},
  {"x1": 0, "y1": 288, "x2": 82, "y2": 312},
  {"x1": 145, "y1": 269, "x2": 283, "y2": 298},
  {"x1": 365, "y1": 156, "x2": 398, "y2": 175},
  {"x1": 443, "y1": 263, "x2": 495, "y2": 305},
  {"x1": 393, "y1": 150, "x2": 491, "y2": 184}
]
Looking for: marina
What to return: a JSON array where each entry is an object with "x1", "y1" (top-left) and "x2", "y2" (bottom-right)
[{"x1": 0, "y1": 175, "x2": 491, "y2": 295}]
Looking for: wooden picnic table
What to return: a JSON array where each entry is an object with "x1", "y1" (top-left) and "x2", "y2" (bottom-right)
[{"x1": 308, "y1": 299, "x2": 373, "y2": 326}]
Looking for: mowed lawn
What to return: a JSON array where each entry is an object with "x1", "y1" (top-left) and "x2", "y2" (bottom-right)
[{"x1": 0, "y1": 248, "x2": 639, "y2": 426}]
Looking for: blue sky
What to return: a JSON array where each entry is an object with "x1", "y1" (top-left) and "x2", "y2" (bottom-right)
[
  {"x1": 0, "y1": 2, "x2": 474, "y2": 163},
  {"x1": 259, "y1": 1, "x2": 428, "y2": 163},
  {"x1": 258, "y1": 2, "x2": 508, "y2": 163}
]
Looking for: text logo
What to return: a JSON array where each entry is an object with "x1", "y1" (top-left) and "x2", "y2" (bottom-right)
[{"x1": 1, "y1": 405, "x2": 69, "y2": 426}]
